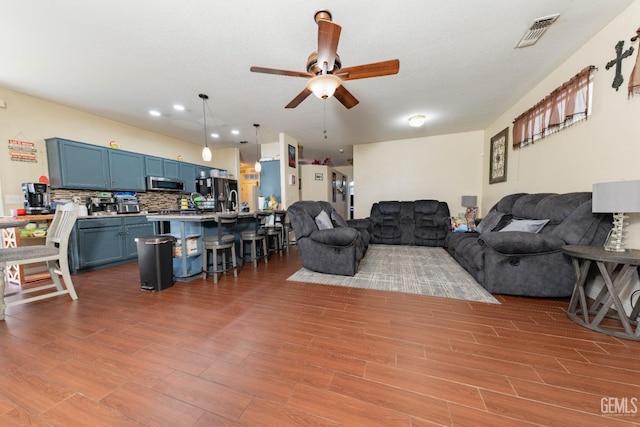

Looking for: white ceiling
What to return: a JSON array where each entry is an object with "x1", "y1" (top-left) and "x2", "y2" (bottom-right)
[{"x1": 0, "y1": 1, "x2": 634, "y2": 166}]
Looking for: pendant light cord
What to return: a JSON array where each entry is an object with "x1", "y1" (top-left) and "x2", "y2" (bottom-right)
[{"x1": 199, "y1": 93, "x2": 209, "y2": 149}]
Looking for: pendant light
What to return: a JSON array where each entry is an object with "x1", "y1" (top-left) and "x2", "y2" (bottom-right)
[
  {"x1": 199, "y1": 93, "x2": 212, "y2": 162},
  {"x1": 254, "y1": 123, "x2": 262, "y2": 172}
]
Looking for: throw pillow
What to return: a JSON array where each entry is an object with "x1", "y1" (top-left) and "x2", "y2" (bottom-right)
[
  {"x1": 315, "y1": 210, "x2": 334, "y2": 230},
  {"x1": 476, "y1": 210, "x2": 505, "y2": 234},
  {"x1": 499, "y1": 219, "x2": 550, "y2": 233},
  {"x1": 451, "y1": 217, "x2": 468, "y2": 232},
  {"x1": 331, "y1": 210, "x2": 349, "y2": 227}
]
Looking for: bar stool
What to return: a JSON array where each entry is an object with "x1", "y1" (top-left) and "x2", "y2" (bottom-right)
[
  {"x1": 241, "y1": 211, "x2": 269, "y2": 268},
  {"x1": 276, "y1": 211, "x2": 291, "y2": 252},
  {"x1": 263, "y1": 213, "x2": 283, "y2": 256},
  {"x1": 202, "y1": 213, "x2": 238, "y2": 283}
]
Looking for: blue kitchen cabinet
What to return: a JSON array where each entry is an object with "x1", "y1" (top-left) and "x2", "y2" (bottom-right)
[
  {"x1": 72, "y1": 216, "x2": 157, "y2": 272},
  {"x1": 180, "y1": 162, "x2": 197, "y2": 193},
  {"x1": 164, "y1": 160, "x2": 180, "y2": 179},
  {"x1": 108, "y1": 150, "x2": 145, "y2": 191},
  {"x1": 46, "y1": 137, "x2": 145, "y2": 191},
  {"x1": 75, "y1": 218, "x2": 125, "y2": 269},
  {"x1": 46, "y1": 138, "x2": 109, "y2": 190},
  {"x1": 123, "y1": 216, "x2": 156, "y2": 258},
  {"x1": 145, "y1": 156, "x2": 164, "y2": 177}
]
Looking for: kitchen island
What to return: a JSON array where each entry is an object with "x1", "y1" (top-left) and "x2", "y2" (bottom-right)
[{"x1": 146, "y1": 211, "x2": 283, "y2": 281}]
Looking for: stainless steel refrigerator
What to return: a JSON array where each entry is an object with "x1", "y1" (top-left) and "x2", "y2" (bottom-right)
[{"x1": 196, "y1": 176, "x2": 238, "y2": 212}]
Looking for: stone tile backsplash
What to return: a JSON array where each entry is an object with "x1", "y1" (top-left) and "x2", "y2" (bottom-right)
[{"x1": 51, "y1": 189, "x2": 182, "y2": 212}]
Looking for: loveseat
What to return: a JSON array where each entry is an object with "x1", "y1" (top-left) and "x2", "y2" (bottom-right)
[
  {"x1": 288, "y1": 200, "x2": 369, "y2": 276},
  {"x1": 446, "y1": 192, "x2": 611, "y2": 297},
  {"x1": 348, "y1": 200, "x2": 451, "y2": 247}
]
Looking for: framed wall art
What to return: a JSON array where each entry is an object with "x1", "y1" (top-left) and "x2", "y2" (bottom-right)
[
  {"x1": 288, "y1": 144, "x2": 296, "y2": 168},
  {"x1": 489, "y1": 127, "x2": 508, "y2": 184}
]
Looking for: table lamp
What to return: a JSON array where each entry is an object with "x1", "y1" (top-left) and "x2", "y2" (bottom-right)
[
  {"x1": 592, "y1": 180, "x2": 640, "y2": 252},
  {"x1": 461, "y1": 195, "x2": 478, "y2": 231}
]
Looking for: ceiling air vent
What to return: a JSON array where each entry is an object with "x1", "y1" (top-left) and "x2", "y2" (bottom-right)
[{"x1": 515, "y1": 13, "x2": 560, "y2": 48}]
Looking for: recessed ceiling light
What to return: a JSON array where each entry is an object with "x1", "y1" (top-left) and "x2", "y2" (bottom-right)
[
  {"x1": 210, "y1": 133, "x2": 219, "y2": 138},
  {"x1": 173, "y1": 104, "x2": 185, "y2": 111},
  {"x1": 231, "y1": 130, "x2": 240, "y2": 135},
  {"x1": 408, "y1": 115, "x2": 425, "y2": 128},
  {"x1": 149, "y1": 110, "x2": 161, "y2": 117}
]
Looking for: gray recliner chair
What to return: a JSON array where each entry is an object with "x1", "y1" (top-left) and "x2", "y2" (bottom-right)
[{"x1": 287, "y1": 201, "x2": 368, "y2": 276}]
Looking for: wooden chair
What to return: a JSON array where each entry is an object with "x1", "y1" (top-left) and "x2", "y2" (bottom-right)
[
  {"x1": 202, "y1": 213, "x2": 238, "y2": 284},
  {"x1": 0, "y1": 203, "x2": 79, "y2": 320}
]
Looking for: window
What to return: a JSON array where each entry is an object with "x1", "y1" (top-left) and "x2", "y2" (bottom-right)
[{"x1": 513, "y1": 66, "x2": 595, "y2": 149}]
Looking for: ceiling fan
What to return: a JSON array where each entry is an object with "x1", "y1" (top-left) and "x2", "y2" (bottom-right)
[{"x1": 250, "y1": 10, "x2": 400, "y2": 109}]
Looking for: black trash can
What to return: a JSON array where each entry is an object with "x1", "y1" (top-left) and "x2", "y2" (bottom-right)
[{"x1": 135, "y1": 236, "x2": 174, "y2": 291}]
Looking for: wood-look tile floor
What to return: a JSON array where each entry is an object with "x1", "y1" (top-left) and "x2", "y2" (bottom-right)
[{"x1": 1, "y1": 247, "x2": 640, "y2": 426}]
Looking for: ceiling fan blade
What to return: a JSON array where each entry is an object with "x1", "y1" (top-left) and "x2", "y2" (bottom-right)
[
  {"x1": 317, "y1": 20, "x2": 341, "y2": 72},
  {"x1": 250, "y1": 66, "x2": 313, "y2": 78},
  {"x1": 285, "y1": 87, "x2": 313, "y2": 108},
  {"x1": 337, "y1": 59, "x2": 400, "y2": 81},
  {"x1": 334, "y1": 85, "x2": 359, "y2": 109}
]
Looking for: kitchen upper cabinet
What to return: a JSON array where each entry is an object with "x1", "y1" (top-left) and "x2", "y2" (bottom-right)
[
  {"x1": 46, "y1": 137, "x2": 145, "y2": 191},
  {"x1": 46, "y1": 138, "x2": 109, "y2": 190},
  {"x1": 108, "y1": 150, "x2": 145, "y2": 191},
  {"x1": 180, "y1": 162, "x2": 197, "y2": 193},
  {"x1": 145, "y1": 156, "x2": 164, "y2": 177},
  {"x1": 164, "y1": 160, "x2": 180, "y2": 179}
]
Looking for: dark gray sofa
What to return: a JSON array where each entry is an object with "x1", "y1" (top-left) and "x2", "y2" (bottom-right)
[
  {"x1": 288, "y1": 200, "x2": 369, "y2": 276},
  {"x1": 446, "y1": 192, "x2": 611, "y2": 297},
  {"x1": 348, "y1": 200, "x2": 451, "y2": 247}
]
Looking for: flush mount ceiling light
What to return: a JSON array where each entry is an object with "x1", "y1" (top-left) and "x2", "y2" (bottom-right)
[
  {"x1": 308, "y1": 73, "x2": 342, "y2": 99},
  {"x1": 254, "y1": 123, "x2": 262, "y2": 173},
  {"x1": 199, "y1": 93, "x2": 212, "y2": 162},
  {"x1": 408, "y1": 115, "x2": 425, "y2": 128}
]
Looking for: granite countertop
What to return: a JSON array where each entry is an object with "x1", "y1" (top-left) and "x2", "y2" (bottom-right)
[{"x1": 145, "y1": 210, "x2": 284, "y2": 221}]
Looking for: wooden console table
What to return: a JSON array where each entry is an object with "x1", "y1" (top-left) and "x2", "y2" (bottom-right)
[{"x1": 562, "y1": 245, "x2": 640, "y2": 341}]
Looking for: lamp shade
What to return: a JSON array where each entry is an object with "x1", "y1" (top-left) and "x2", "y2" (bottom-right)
[
  {"x1": 308, "y1": 74, "x2": 341, "y2": 99},
  {"x1": 202, "y1": 146, "x2": 211, "y2": 162},
  {"x1": 592, "y1": 180, "x2": 640, "y2": 213},
  {"x1": 461, "y1": 195, "x2": 478, "y2": 207}
]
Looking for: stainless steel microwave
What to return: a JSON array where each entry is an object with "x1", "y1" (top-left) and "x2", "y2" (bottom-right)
[{"x1": 146, "y1": 176, "x2": 185, "y2": 192}]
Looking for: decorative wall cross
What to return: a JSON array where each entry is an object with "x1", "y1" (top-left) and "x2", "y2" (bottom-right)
[{"x1": 606, "y1": 40, "x2": 634, "y2": 91}]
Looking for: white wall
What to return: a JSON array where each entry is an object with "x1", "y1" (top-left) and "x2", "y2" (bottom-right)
[
  {"x1": 278, "y1": 132, "x2": 299, "y2": 210},
  {"x1": 353, "y1": 131, "x2": 484, "y2": 218},
  {"x1": 301, "y1": 165, "x2": 331, "y2": 201},
  {"x1": 482, "y1": 0, "x2": 640, "y2": 248},
  {"x1": 300, "y1": 164, "x2": 349, "y2": 218},
  {"x1": 0, "y1": 88, "x2": 239, "y2": 214}
]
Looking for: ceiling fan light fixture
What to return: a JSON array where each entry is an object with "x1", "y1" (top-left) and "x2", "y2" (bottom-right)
[
  {"x1": 408, "y1": 115, "x2": 426, "y2": 128},
  {"x1": 308, "y1": 74, "x2": 341, "y2": 99}
]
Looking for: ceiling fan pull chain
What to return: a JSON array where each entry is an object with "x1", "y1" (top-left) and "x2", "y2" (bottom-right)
[{"x1": 323, "y1": 102, "x2": 328, "y2": 140}]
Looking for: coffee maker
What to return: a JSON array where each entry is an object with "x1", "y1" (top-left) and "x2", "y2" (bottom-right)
[
  {"x1": 22, "y1": 182, "x2": 52, "y2": 214},
  {"x1": 86, "y1": 197, "x2": 118, "y2": 216}
]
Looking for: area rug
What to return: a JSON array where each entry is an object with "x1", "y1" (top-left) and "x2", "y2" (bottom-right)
[{"x1": 287, "y1": 244, "x2": 500, "y2": 304}]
